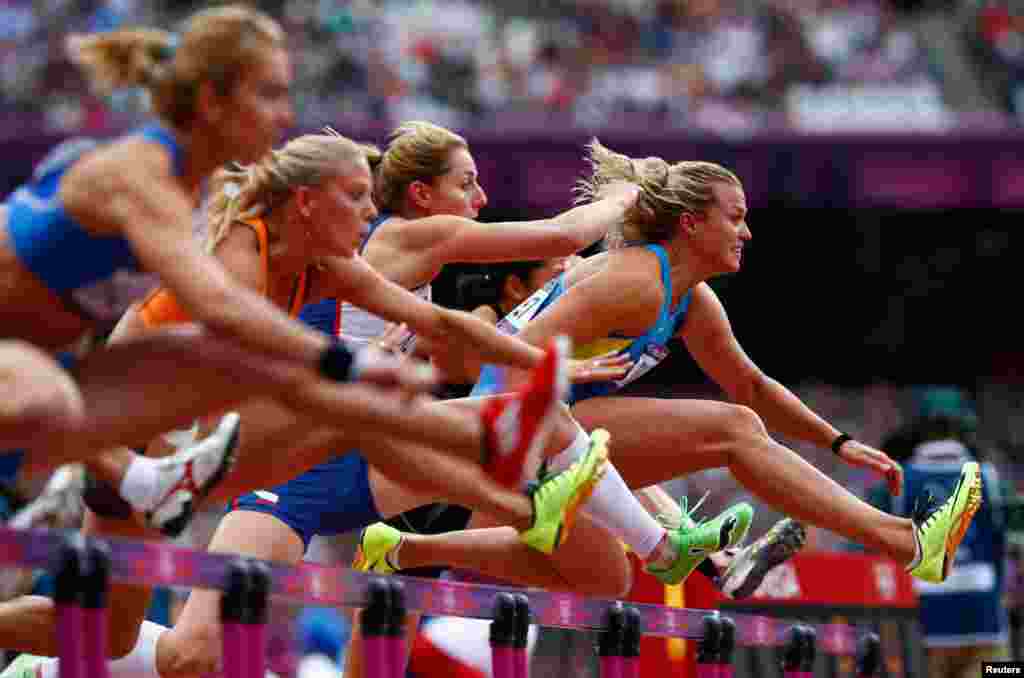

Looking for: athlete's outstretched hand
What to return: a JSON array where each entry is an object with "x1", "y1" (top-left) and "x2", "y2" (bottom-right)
[
  {"x1": 568, "y1": 351, "x2": 633, "y2": 384},
  {"x1": 353, "y1": 346, "x2": 437, "y2": 398},
  {"x1": 373, "y1": 322, "x2": 415, "y2": 355},
  {"x1": 836, "y1": 439, "x2": 903, "y2": 496}
]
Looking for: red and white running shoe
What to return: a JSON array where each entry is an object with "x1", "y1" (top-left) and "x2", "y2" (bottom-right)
[
  {"x1": 146, "y1": 412, "x2": 240, "y2": 537},
  {"x1": 480, "y1": 336, "x2": 570, "y2": 489}
]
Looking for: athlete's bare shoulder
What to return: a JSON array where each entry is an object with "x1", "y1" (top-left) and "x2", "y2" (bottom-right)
[
  {"x1": 562, "y1": 251, "x2": 607, "y2": 287},
  {"x1": 565, "y1": 246, "x2": 659, "y2": 287}
]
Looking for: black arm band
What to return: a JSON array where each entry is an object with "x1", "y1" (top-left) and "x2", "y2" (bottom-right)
[
  {"x1": 318, "y1": 339, "x2": 356, "y2": 383},
  {"x1": 831, "y1": 433, "x2": 853, "y2": 455}
]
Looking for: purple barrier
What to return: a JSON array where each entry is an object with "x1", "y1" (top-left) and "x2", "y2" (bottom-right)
[{"x1": 2, "y1": 526, "x2": 857, "y2": 650}]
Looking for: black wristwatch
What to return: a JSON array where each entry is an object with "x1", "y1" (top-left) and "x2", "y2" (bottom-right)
[{"x1": 831, "y1": 432, "x2": 853, "y2": 455}]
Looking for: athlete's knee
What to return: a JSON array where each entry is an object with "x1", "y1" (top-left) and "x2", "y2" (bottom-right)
[
  {"x1": 158, "y1": 623, "x2": 221, "y2": 678},
  {"x1": 727, "y1": 404, "x2": 768, "y2": 439},
  {"x1": 576, "y1": 552, "x2": 633, "y2": 599},
  {"x1": 710, "y1": 403, "x2": 768, "y2": 463},
  {"x1": 606, "y1": 555, "x2": 635, "y2": 599},
  {"x1": 560, "y1": 526, "x2": 634, "y2": 598}
]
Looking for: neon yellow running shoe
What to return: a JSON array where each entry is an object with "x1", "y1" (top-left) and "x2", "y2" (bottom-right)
[
  {"x1": 519, "y1": 429, "x2": 610, "y2": 554},
  {"x1": 646, "y1": 495, "x2": 754, "y2": 586},
  {"x1": 909, "y1": 461, "x2": 983, "y2": 583},
  {"x1": 353, "y1": 522, "x2": 403, "y2": 575}
]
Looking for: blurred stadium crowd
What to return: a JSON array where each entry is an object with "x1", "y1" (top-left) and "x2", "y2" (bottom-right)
[{"x1": 2, "y1": 0, "x2": 1024, "y2": 136}]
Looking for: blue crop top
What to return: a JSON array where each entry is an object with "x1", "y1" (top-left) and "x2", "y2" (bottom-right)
[
  {"x1": 5, "y1": 123, "x2": 186, "y2": 325},
  {"x1": 473, "y1": 243, "x2": 692, "y2": 404}
]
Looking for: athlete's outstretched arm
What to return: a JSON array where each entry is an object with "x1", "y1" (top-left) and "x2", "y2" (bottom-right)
[
  {"x1": 680, "y1": 282, "x2": 901, "y2": 490},
  {"x1": 61, "y1": 138, "x2": 329, "y2": 366},
  {"x1": 365, "y1": 186, "x2": 638, "y2": 289},
  {"x1": 322, "y1": 254, "x2": 544, "y2": 371}
]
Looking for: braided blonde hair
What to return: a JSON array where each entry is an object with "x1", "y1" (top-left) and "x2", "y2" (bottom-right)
[
  {"x1": 576, "y1": 139, "x2": 741, "y2": 244},
  {"x1": 205, "y1": 128, "x2": 379, "y2": 252}
]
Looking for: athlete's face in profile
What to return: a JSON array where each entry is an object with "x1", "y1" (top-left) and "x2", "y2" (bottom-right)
[
  {"x1": 426, "y1": 147, "x2": 488, "y2": 219},
  {"x1": 310, "y1": 160, "x2": 378, "y2": 257},
  {"x1": 687, "y1": 182, "x2": 750, "y2": 275},
  {"x1": 221, "y1": 47, "x2": 295, "y2": 163},
  {"x1": 504, "y1": 255, "x2": 576, "y2": 306}
]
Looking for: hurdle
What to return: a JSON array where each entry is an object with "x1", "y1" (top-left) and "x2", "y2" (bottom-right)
[{"x1": 0, "y1": 527, "x2": 885, "y2": 677}]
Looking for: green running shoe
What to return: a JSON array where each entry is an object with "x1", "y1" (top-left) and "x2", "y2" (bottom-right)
[
  {"x1": 0, "y1": 654, "x2": 46, "y2": 678},
  {"x1": 646, "y1": 495, "x2": 754, "y2": 586},
  {"x1": 520, "y1": 429, "x2": 610, "y2": 554},
  {"x1": 909, "y1": 461, "x2": 982, "y2": 583},
  {"x1": 353, "y1": 522, "x2": 403, "y2": 574}
]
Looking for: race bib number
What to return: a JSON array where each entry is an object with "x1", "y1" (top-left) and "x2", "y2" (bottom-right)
[
  {"x1": 615, "y1": 343, "x2": 669, "y2": 387},
  {"x1": 496, "y1": 279, "x2": 559, "y2": 335}
]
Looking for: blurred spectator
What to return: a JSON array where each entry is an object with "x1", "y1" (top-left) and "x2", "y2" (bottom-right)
[
  {"x1": 862, "y1": 386, "x2": 1019, "y2": 677},
  {"x1": 966, "y1": 0, "x2": 1024, "y2": 121},
  {"x1": 0, "y1": 0, "x2": 964, "y2": 137}
]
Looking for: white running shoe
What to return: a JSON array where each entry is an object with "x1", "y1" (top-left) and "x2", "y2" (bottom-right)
[
  {"x1": 7, "y1": 464, "x2": 85, "y2": 531},
  {"x1": 0, "y1": 466, "x2": 86, "y2": 601},
  {"x1": 719, "y1": 518, "x2": 807, "y2": 599},
  {"x1": 146, "y1": 412, "x2": 241, "y2": 538},
  {"x1": 0, "y1": 653, "x2": 46, "y2": 678}
]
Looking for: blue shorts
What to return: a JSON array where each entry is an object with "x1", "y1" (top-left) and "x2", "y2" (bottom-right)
[
  {"x1": 230, "y1": 300, "x2": 381, "y2": 551},
  {"x1": 0, "y1": 451, "x2": 24, "y2": 485},
  {"x1": 297, "y1": 298, "x2": 338, "y2": 337},
  {"x1": 0, "y1": 351, "x2": 78, "y2": 484},
  {"x1": 230, "y1": 451, "x2": 382, "y2": 551}
]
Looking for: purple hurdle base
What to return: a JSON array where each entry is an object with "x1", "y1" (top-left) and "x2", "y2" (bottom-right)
[
  {"x1": 81, "y1": 605, "x2": 110, "y2": 678},
  {"x1": 362, "y1": 634, "x2": 391, "y2": 678},
  {"x1": 55, "y1": 601, "x2": 84, "y2": 678},
  {"x1": 491, "y1": 646, "x2": 516, "y2": 678},
  {"x1": 599, "y1": 655, "x2": 623, "y2": 678},
  {"x1": 386, "y1": 581, "x2": 407, "y2": 678},
  {"x1": 221, "y1": 622, "x2": 248, "y2": 678},
  {"x1": 54, "y1": 538, "x2": 87, "y2": 678}
]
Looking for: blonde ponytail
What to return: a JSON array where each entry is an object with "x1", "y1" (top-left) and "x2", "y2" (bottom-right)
[
  {"x1": 67, "y1": 29, "x2": 177, "y2": 95},
  {"x1": 576, "y1": 139, "x2": 740, "y2": 244},
  {"x1": 205, "y1": 128, "x2": 374, "y2": 252}
]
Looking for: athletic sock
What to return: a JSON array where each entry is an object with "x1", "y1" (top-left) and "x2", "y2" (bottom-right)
[
  {"x1": 118, "y1": 455, "x2": 164, "y2": 512},
  {"x1": 39, "y1": 621, "x2": 167, "y2": 678},
  {"x1": 547, "y1": 427, "x2": 665, "y2": 559}
]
